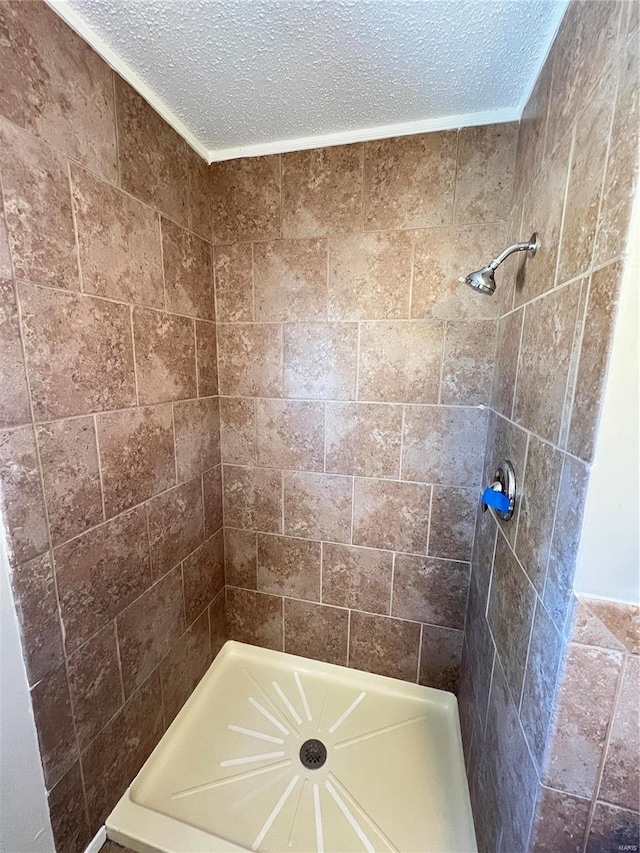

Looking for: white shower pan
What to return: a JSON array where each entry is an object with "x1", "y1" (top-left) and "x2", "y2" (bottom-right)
[{"x1": 107, "y1": 641, "x2": 477, "y2": 853}]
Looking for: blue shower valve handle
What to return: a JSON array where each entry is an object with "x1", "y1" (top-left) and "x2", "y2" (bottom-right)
[{"x1": 482, "y1": 486, "x2": 511, "y2": 514}]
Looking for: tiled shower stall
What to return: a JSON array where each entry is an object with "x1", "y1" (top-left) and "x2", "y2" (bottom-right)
[{"x1": 0, "y1": 1, "x2": 637, "y2": 851}]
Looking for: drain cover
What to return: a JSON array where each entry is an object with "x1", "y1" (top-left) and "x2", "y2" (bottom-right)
[{"x1": 299, "y1": 739, "x2": 327, "y2": 770}]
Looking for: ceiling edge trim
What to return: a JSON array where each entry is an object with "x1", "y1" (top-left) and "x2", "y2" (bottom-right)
[
  {"x1": 206, "y1": 107, "x2": 522, "y2": 162},
  {"x1": 46, "y1": 0, "x2": 211, "y2": 162}
]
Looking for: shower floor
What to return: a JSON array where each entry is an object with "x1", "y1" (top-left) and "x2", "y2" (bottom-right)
[{"x1": 107, "y1": 641, "x2": 477, "y2": 853}]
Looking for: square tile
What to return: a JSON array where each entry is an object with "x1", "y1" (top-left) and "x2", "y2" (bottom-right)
[
  {"x1": 392, "y1": 554, "x2": 469, "y2": 629},
  {"x1": 174, "y1": 397, "x2": 220, "y2": 483},
  {"x1": 217, "y1": 323, "x2": 283, "y2": 397},
  {"x1": 284, "y1": 598, "x2": 348, "y2": 666},
  {"x1": 147, "y1": 478, "x2": 204, "y2": 578},
  {"x1": 226, "y1": 587, "x2": 283, "y2": 651},
  {"x1": 321, "y1": 542, "x2": 392, "y2": 615},
  {"x1": 253, "y1": 238, "x2": 327, "y2": 321},
  {"x1": 161, "y1": 217, "x2": 214, "y2": 320},
  {"x1": 283, "y1": 471, "x2": 352, "y2": 544},
  {"x1": 325, "y1": 402, "x2": 402, "y2": 479},
  {"x1": 284, "y1": 322, "x2": 357, "y2": 400},
  {"x1": 211, "y1": 155, "x2": 281, "y2": 243},
  {"x1": 132, "y1": 308, "x2": 197, "y2": 405},
  {"x1": 349, "y1": 611, "x2": 420, "y2": 681},
  {"x1": 352, "y1": 478, "x2": 431, "y2": 553},
  {"x1": 256, "y1": 399, "x2": 324, "y2": 472},
  {"x1": 223, "y1": 465, "x2": 282, "y2": 533},
  {"x1": 257, "y1": 533, "x2": 321, "y2": 601}
]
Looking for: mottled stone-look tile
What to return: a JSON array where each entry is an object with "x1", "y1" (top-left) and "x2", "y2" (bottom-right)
[
  {"x1": 211, "y1": 155, "x2": 281, "y2": 243},
  {"x1": 530, "y1": 786, "x2": 591, "y2": 853},
  {"x1": 515, "y1": 59, "x2": 552, "y2": 204},
  {"x1": 568, "y1": 262, "x2": 622, "y2": 462},
  {"x1": 196, "y1": 320, "x2": 218, "y2": 396},
  {"x1": 161, "y1": 218, "x2": 214, "y2": 320},
  {"x1": 9, "y1": 551, "x2": 63, "y2": 685},
  {"x1": 67, "y1": 623, "x2": 123, "y2": 749},
  {"x1": 455, "y1": 123, "x2": 518, "y2": 224},
  {"x1": 349, "y1": 611, "x2": 420, "y2": 682},
  {"x1": 182, "y1": 531, "x2": 224, "y2": 624},
  {"x1": 322, "y1": 543, "x2": 392, "y2": 615},
  {"x1": 469, "y1": 501, "x2": 498, "y2": 624},
  {"x1": 392, "y1": 554, "x2": 469, "y2": 630},
  {"x1": 585, "y1": 802, "x2": 640, "y2": 853},
  {"x1": 160, "y1": 611, "x2": 211, "y2": 724},
  {"x1": 132, "y1": 308, "x2": 196, "y2": 405},
  {"x1": 482, "y1": 411, "x2": 529, "y2": 548},
  {"x1": 97, "y1": 405, "x2": 174, "y2": 519},
  {"x1": 18, "y1": 283, "x2": 136, "y2": 420},
  {"x1": 187, "y1": 149, "x2": 211, "y2": 241},
  {"x1": 419, "y1": 625, "x2": 463, "y2": 692},
  {"x1": 210, "y1": 589, "x2": 227, "y2": 657},
  {"x1": 328, "y1": 231, "x2": 413, "y2": 320},
  {"x1": 71, "y1": 164, "x2": 163, "y2": 308},
  {"x1": 217, "y1": 323, "x2": 283, "y2": 397},
  {"x1": 353, "y1": 478, "x2": 430, "y2": 554},
  {"x1": 0, "y1": 118, "x2": 80, "y2": 282},
  {"x1": 411, "y1": 223, "x2": 505, "y2": 321},
  {"x1": 325, "y1": 402, "x2": 402, "y2": 479},
  {"x1": 30, "y1": 664, "x2": 77, "y2": 788},
  {"x1": 0, "y1": 279, "x2": 30, "y2": 428},
  {"x1": 0, "y1": 196, "x2": 10, "y2": 278},
  {"x1": 115, "y1": 77, "x2": 189, "y2": 227},
  {"x1": 402, "y1": 405, "x2": 487, "y2": 487},
  {"x1": 257, "y1": 533, "x2": 321, "y2": 601},
  {"x1": 571, "y1": 598, "x2": 627, "y2": 651},
  {"x1": 558, "y1": 73, "x2": 615, "y2": 284},
  {"x1": 219, "y1": 397, "x2": 256, "y2": 465},
  {"x1": 203, "y1": 465, "x2": 223, "y2": 537},
  {"x1": 226, "y1": 587, "x2": 283, "y2": 650},
  {"x1": 600, "y1": 655, "x2": 640, "y2": 810},
  {"x1": 578, "y1": 597, "x2": 640, "y2": 655},
  {"x1": 82, "y1": 672, "x2": 163, "y2": 830},
  {"x1": 256, "y1": 399, "x2": 324, "y2": 472},
  {"x1": 174, "y1": 397, "x2": 220, "y2": 483},
  {"x1": 223, "y1": 465, "x2": 282, "y2": 533},
  {"x1": 0, "y1": 425, "x2": 48, "y2": 567},
  {"x1": 363, "y1": 132, "x2": 457, "y2": 230},
  {"x1": 0, "y1": 1, "x2": 116, "y2": 180},
  {"x1": 253, "y1": 238, "x2": 327, "y2": 322},
  {"x1": 490, "y1": 309, "x2": 523, "y2": 418},
  {"x1": 514, "y1": 281, "x2": 581, "y2": 445},
  {"x1": 284, "y1": 599, "x2": 348, "y2": 666},
  {"x1": 282, "y1": 144, "x2": 363, "y2": 237},
  {"x1": 487, "y1": 535, "x2": 536, "y2": 702},
  {"x1": 147, "y1": 478, "x2": 204, "y2": 579},
  {"x1": 358, "y1": 321, "x2": 443, "y2": 403},
  {"x1": 283, "y1": 471, "x2": 352, "y2": 544},
  {"x1": 47, "y1": 763, "x2": 92, "y2": 853},
  {"x1": 55, "y1": 507, "x2": 150, "y2": 652},
  {"x1": 429, "y1": 486, "x2": 476, "y2": 561},
  {"x1": 284, "y1": 322, "x2": 357, "y2": 400},
  {"x1": 214, "y1": 243, "x2": 253, "y2": 322},
  {"x1": 117, "y1": 567, "x2": 185, "y2": 697},
  {"x1": 224, "y1": 528, "x2": 257, "y2": 589},
  {"x1": 441, "y1": 320, "x2": 496, "y2": 406},
  {"x1": 463, "y1": 604, "x2": 495, "y2": 728},
  {"x1": 545, "y1": 643, "x2": 623, "y2": 798}
]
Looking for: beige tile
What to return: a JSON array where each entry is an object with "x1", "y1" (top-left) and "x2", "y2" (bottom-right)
[
  {"x1": 211, "y1": 155, "x2": 281, "y2": 243},
  {"x1": 71, "y1": 164, "x2": 163, "y2": 308},
  {"x1": 203, "y1": 465, "x2": 223, "y2": 537},
  {"x1": 132, "y1": 308, "x2": 196, "y2": 405},
  {"x1": 161, "y1": 218, "x2": 214, "y2": 320},
  {"x1": 322, "y1": 543, "x2": 392, "y2": 615},
  {"x1": 147, "y1": 478, "x2": 204, "y2": 579},
  {"x1": 223, "y1": 465, "x2": 282, "y2": 533},
  {"x1": 364, "y1": 132, "x2": 457, "y2": 229},
  {"x1": 429, "y1": 486, "x2": 476, "y2": 561},
  {"x1": 441, "y1": 320, "x2": 497, "y2": 406},
  {"x1": 325, "y1": 402, "x2": 402, "y2": 479},
  {"x1": 253, "y1": 238, "x2": 327, "y2": 321},
  {"x1": 182, "y1": 531, "x2": 224, "y2": 623},
  {"x1": 515, "y1": 59, "x2": 552, "y2": 204},
  {"x1": 358, "y1": 321, "x2": 443, "y2": 403},
  {"x1": 38, "y1": 416, "x2": 104, "y2": 545},
  {"x1": 529, "y1": 786, "x2": 591, "y2": 853},
  {"x1": 284, "y1": 599, "x2": 348, "y2": 666},
  {"x1": 226, "y1": 587, "x2": 283, "y2": 651},
  {"x1": 578, "y1": 597, "x2": 640, "y2": 655},
  {"x1": 455, "y1": 123, "x2": 518, "y2": 225},
  {"x1": 219, "y1": 397, "x2": 256, "y2": 465},
  {"x1": 256, "y1": 399, "x2": 324, "y2": 472},
  {"x1": 392, "y1": 554, "x2": 469, "y2": 629},
  {"x1": 482, "y1": 411, "x2": 529, "y2": 548},
  {"x1": 490, "y1": 309, "x2": 523, "y2": 418},
  {"x1": 419, "y1": 625, "x2": 463, "y2": 692},
  {"x1": 599, "y1": 655, "x2": 640, "y2": 810},
  {"x1": 328, "y1": 231, "x2": 413, "y2": 320},
  {"x1": 97, "y1": 405, "x2": 175, "y2": 519},
  {"x1": 284, "y1": 322, "x2": 357, "y2": 399},
  {"x1": 195, "y1": 320, "x2": 218, "y2": 396},
  {"x1": 349, "y1": 611, "x2": 420, "y2": 681},
  {"x1": 352, "y1": 478, "x2": 431, "y2": 553},
  {"x1": 585, "y1": 802, "x2": 640, "y2": 853},
  {"x1": 283, "y1": 471, "x2": 352, "y2": 544},
  {"x1": 0, "y1": 196, "x2": 12, "y2": 278},
  {"x1": 257, "y1": 533, "x2": 321, "y2": 601},
  {"x1": 224, "y1": 528, "x2": 257, "y2": 589},
  {"x1": 214, "y1": 242, "x2": 253, "y2": 322},
  {"x1": 160, "y1": 610, "x2": 211, "y2": 724},
  {"x1": 282, "y1": 144, "x2": 363, "y2": 237},
  {"x1": 0, "y1": 291, "x2": 41, "y2": 428},
  {"x1": 210, "y1": 588, "x2": 227, "y2": 657},
  {"x1": 217, "y1": 323, "x2": 283, "y2": 397},
  {"x1": 174, "y1": 397, "x2": 220, "y2": 483},
  {"x1": 187, "y1": 150, "x2": 212, "y2": 241}
]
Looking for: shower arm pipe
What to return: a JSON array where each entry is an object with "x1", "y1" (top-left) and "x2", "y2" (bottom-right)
[{"x1": 487, "y1": 235, "x2": 539, "y2": 270}]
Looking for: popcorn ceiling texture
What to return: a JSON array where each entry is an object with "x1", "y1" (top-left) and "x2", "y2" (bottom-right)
[{"x1": 64, "y1": 0, "x2": 566, "y2": 154}]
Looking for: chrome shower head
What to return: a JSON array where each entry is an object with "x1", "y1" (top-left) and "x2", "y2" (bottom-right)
[{"x1": 460, "y1": 233, "x2": 539, "y2": 296}]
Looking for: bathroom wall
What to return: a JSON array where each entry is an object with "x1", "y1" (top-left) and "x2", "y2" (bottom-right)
[
  {"x1": 459, "y1": 1, "x2": 639, "y2": 850},
  {"x1": 211, "y1": 123, "x2": 519, "y2": 686},
  {"x1": 0, "y1": 3, "x2": 223, "y2": 850}
]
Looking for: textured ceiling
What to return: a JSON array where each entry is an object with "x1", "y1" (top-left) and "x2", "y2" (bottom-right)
[{"x1": 51, "y1": 0, "x2": 567, "y2": 161}]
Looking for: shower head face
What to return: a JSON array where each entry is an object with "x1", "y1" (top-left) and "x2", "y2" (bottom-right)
[{"x1": 463, "y1": 266, "x2": 496, "y2": 295}]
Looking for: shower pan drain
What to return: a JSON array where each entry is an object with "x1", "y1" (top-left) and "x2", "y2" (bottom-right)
[{"x1": 299, "y1": 738, "x2": 327, "y2": 769}]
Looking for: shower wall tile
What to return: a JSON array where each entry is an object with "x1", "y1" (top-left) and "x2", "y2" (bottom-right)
[
  {"x1": 96, "y1": 405, "x2": 175, "y2": 519},
  {"x1": 132, "y1": 308, "x2": 197, "y2": 405},
  {"x1": 321, "y1": 543, "x2": 393, "y2": 615},
  {"x1": 0, "y1": 278, "x2": 31, "y2": 429},
  {"x1": 217, "y1": 323, "x2": 283, "y2": 398},
  {"x1": 428, "y1": 486, "x2": 476, "y2": 561},
  {"x1": 482, "y1": 411, "x2": 529, "y2": 548},
  {"x1": 515, "y1": 59, "x2": 552, "y2": 202},
  {"x1": 256, "y1": 399, "x2": 324, "y2": 471},
  {"x1": 352, "y1": 478, "x2": 431, "y2": 554},
  {"x1": 284, "y1": 598, "x2": 349, "y2": 666},
  {"x1": 392, "y1": 555, "x2": 469, "y2": 630},
  {"x1": 161, "y1": 218, "x2": 214, "y2": 320},
  {"x1": 529, "y1": 786, "x2": 591, "y2": 853},
  {"x1": 47, "y1": 763, "x2": 92, "y2": 853},
  {"x1": 257, "y1": 533, "x2": 321, "y2": 601},
  {"x1": 0, "y1": 198, "x2": 11, "y2": 278},
  {"x1": 213, "y1": 242, "x2": 254, "y2": 322},
  {"x1": 187, "y1": 151, "x2": 212, "y2": 241},
  {"x1": 182, "y1": 531, "x2": 224, "y2": 624},
  {"x1": 226, "y1": 587, "x2": 283, "y2": 651},
  {"x1": 203, "y1": 465, "x2": 223, "y2": 537},
  {"x1": 30, "y1": 664, "x2": 78, "y2": 788},
  {"x1": 173, "y1": 396, "x2": 220, "y2": 482},
  {"x1": 70, "y1": 165, "x2": 163, "y2": 308},
  {"x1": 283, "y1": 471, "x2": 352, "y2": 544},
  {"x1": 576, "y1": 596, "x2": 640, "y2": 655},
  {"x1": 284, "y1": 322, "x2": 357, "y2": 400},
  {"x1": 224, "y1": 528, "x2": 257, "y2": 589},
  {"x1": 599, "y1": 654, "x2": 640, "y2": 811},
  {"x1": 349, "y1": 611, "x2": 421, "y2": 681},
  {"x1": 585, "y1": 803, "x2": 640, "y2": 853},
  {"x1": 325, "y1": 402, "x2": 402, "y2": 479},
  {"x1": 440, "y1": 320, "x2": 497, "y2": 406},
  {"x1": 195, "y1": 320, "x2": 218, "y2": 396},
  {"x1": 253, "y1": 238, "x2": 327, "y2": 322},
  {"x1": 419, "y1": 625, "x2": 463, "y2": 692},
  {"x1": 490, "y1": 308, "x2": 523, "y2": 417},
  {"x1": 219, "y1": 397, "x2": 256, "y2": 465},
  {"x1": 282, "y1": 145, "x2": 363, "y2": 237},
  {"x1": 223, "y1": 465, "x2": 282, "y2": 533},
  {"x1": 209, "y1": 589, "x2": 227, "y2": 657},
  {"x1": 454, "y1": 122, "x2": 518, "y2": 225},
  {"x1": 211, "y1": 155, "x2": 281, "y2": 243},
  {"x1": 160, "y1": 611, "x2": 211, "y2": 724},
  {"x1": 147, "y1": 478, "x2": 205, "y2": 579}
]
